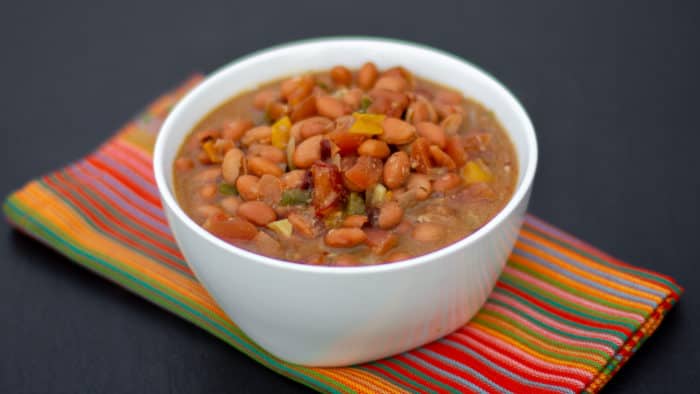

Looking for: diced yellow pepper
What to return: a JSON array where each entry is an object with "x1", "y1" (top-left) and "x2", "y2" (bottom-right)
[
  {"x1": 267, "y1": 219, "x2": 293, "y2": 237},
  {"x1": 271, "y1": 116, "x2": 292, "y2": 149},
  {"x1": 349, "y1": 112, "x2": 385, "y2": 135},
  {"x1": 462, "y1": 159, "x2": 493, "y2": 184},
  {"x1": 202, "y1": 140, "x2": 222, "y2": 163}
]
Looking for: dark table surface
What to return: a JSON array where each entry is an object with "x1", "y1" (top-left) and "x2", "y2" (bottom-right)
[{"x1": 2, "y1": 1, "x2": 699, "y2": 393}]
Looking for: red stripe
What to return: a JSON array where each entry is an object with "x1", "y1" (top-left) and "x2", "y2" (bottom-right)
[
  {"x1": 67, "y1": 166, "x2": 175, "y2": 244},
  {"x1": 395, "y1": 354, "x2": 468, "y2": 392},
  {"x1": 496, "y1": 282, "x2": 631, "y2": 335},
  {"x1": 449, "y1": 332, "x2": 585, "y2": 389},
  {"x1": 428, "y1": 341, "x2": 557, "y2": 394},
  {"x1": 102, "y1": 143, "x2": 155, "y2": 182},
  {"x1": 44, "y1": 173, "x2": 190, "y2": 275},
  {"x1": 410, "y1": 350, "x2": 494, "y2": 392},
  {"x1": 360, "y1": 364, "x2": 426, "y2": 393},
  {"x1": 75, "y1": 161, "x2": 166, "y2": 225},
  {"x1": 113, "y1": 138, "x2": 154, "y2": 167},
  {"x1": 86, "y1": 155, "x2": 162, "y2": 207}
]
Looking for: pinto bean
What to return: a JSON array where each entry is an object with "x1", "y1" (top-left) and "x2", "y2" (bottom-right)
[
  {"x1": 194, "y1": 167, "x2": 222, "y2": 183},
  {"x1": 343, "y1": 88, "x2": 364, "y2": 110},
  {"x1": 383, "y1": 151, "x2": 410, "y2": 189},
  {"x1": 236, "y1": 175, "x2": 260, "y2": 201},
  {"x1": 330, "y1": 66, "x2": 352, "y2": 86},
  {"x1": 253, "y1": 89, "x2": 279, "y2": 110},
  {"x1": 195, "y1": 204, "x2": 223, "y2": 219},
  {"x1": 316, "y1": 96, "x2": 350, "y2": 119},
  {"x1": 380, "y1": 118, "x2": 416, "y2": 145},
  {"x1": 219, "y1": 196, "x2": 242, "y2": 215},
  {"x1": 293, "y1": 135, "x2": 323, "y2": 168},
  {"x1": 175, "y1": 157, "x2": 193, "y2": 172},
  {"x1": 281, "y1": 169, "x2": 307, "y2": 190},
  {"x1": 416, "y1": 122, "x2": 446, "y2": 148},
  {"x1": 324, "y1": 228, "x2": 367, "y2": 248},
  {"x1": 342, "y1": 215, "x2": 368, "y2": 228},
  {"x1": 237, "y1": 201, "x2": 277, "y2": 226},
  {"x1": 257, "y1": 174, "x2": 283, "y2": 205},
  {"x1": 377, "y1": 201, "x2": 404, "y2": 229},
  {"x1": 247, "y1": 156, "x2": 283, "y2": 177},
  {"x1": 429, "y1": 145, "x2": 456, "y2": 170},
  {"x1": 248, "y1": 144, "x2": 285, "y2": 163},
  {"x1": 368, "y1": 89, "x2": 409, "y2": 118},
  {"x1": 358, "y1": 62, "x2": 378, "y2": 90},
  {"x1": 445, "y1": 136, "x2": 468, "y2": 167},
  {"x1": 293, "y1": 116, "x2": 334, "y2": 141},
  {"x1": 374, "y1": 75, "x2": 408, "y2": 93},
  {"x1": 406, "y1": 97, "x2": 437, "y2": 124},
  {"x1": 287, "y1": 212, "x2": 317, "y2": 238},
  {"x1": 412, "y1": 222, "x2": 445, "y2": 242},
  {"x1": 204, "y1": 213, "x2": 257, "y2": 240},
  {"x1": 357, "y1": 139, "x2": 390, "y2": 159},
  {"x1": 289, "y1": 95, "x2": 317, "y2": 122},
  {"x1": 432, "y1": 172, "x2": 462, "y2": 192},
  {"x1": 440, "y1": 113, "x2": 463, "y2": 135},
  {"x1": 199, "y1": 184, "x2": 217, "y2": 199},
  {"x1": 434, "y1": 89, "x2": 463, "y2": 105},
  {"x1": 241, "y1": 126, "x2": 272, "y2": 146},
  {"x1": 222, "y1": 148, "x2": 244, "y2": 184},
  {"x1": 222, "y1": 119, "x2": 254, "y2": 141},
  {"x1": 407, "y1": 173, "x2": 432, "y2": 201}
]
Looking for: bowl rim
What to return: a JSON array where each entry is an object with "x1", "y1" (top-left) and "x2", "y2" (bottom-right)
[{"x1": 154, "y1": 36, "x2": 538, "y2": 275}]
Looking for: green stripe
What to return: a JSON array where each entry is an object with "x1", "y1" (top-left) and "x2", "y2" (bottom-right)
[
  {"x1": 488, "y1": 298, "x2": 619, "y2": 349},
  {"x1": 358, "y1": 364, "x2": 427, "y2": 393},
  {"x1": 479, "y1": 308, "x2": 611, "y2": 359},
  {"x1": 522, "y1": 222, "x2": 682, "y2": 295},
  {"x1": 492, "y1": 288, "x2": 627, "y2": 340},
  {"x1": 472, "y1": 316, "x2": 604, "y2": 369},
  {"x1": 46, "y1": 172, "x2": 189, "y2": 273},
  {"x1": 385, "y1": 358, "x2": 461, "y2": 393},
  {"x1": 508, "y1": 260, "x2": 649, "y2": 316},
  {"x1": 501, "y1": 271, "x2": 639, "y2": 330},
  {"x1": 4, "y1": 198, "x2": 350, "y2": 393}
]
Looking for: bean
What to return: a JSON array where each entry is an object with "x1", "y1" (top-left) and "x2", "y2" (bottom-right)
[
  {"x1": 343, "y1": 155, "x2": 383, "y2": 192},
  {"x1": 281, "y1": 169, "x2": 307, "y2": 190},
  {"x1": 342, "y1": 88, "x2": 363, "y2": 110},
  {"x1": 289, "y1": 95, "x2": 317, "y2": 122},
  {"x1": 380, "y1": 118, "x2": 416, "y2": 145},
  {"x1": 378, "y1": 201, "x2": 404, "y2": 229},
  {"x1": 342, "y1": 215, "x2": 368, "y2": 228},
  {"x1": 416, "y1": 122, "x2": 446, "y2": 148},
  {"x1": 222, "y1": 148, "x2": 244, "y2": 184},
  {"x1": 432, "y1": 172, "x2": 462, "y2": 192},
  {"x1": 221, "y1": 119, "x2": 254, "y2": 141},
  {"x1": 330, "y1": 66, "x2": 352, "y2": 86},
  {"x1": 364, "y1": 228, "x2": 398, "y2": 255},
  {"x1": 199, "y1": 184, "x2": 217, "y2": 199},
  {"x1": 220, "y1": 196, "x2": 241, "y2": 215},
  {"x1": 357, "y1": 139, "x2": 390, "y2": 159},
  {"x1": 407, "y1": 173, "x2": 432, "y2": 201},
  {"x1": 445, "y1": 136, "x2": 468, "y2": 167},
  {"x1": 374, "y1": 75, "x2": 408, "y2": 93},
  {"x1": 247, "y1": 156, "x2": 283, "y2": 177},
  {"x1": 257, "y1": 174, "x2": 283, "y2": 205},
  {"x1": 204, "y1": 213, "x2": 257, "y2": 240},
  {"x1": 440, "y1": 113, "x2": 463, "y2": 135},
  {"x1": 287, "y1": 212, "x2": 316, "y2": 238},
  {"x1": 368, "y1": 89, "x2": 409, "y2": 118},
  {"x1": 434, "y1": 89, "x2": 463, "y2": 105},
  {"x1": 334, "y1": 254, "x2": 360, "y2": 266},
  {"x1": 281, "y1": 76, "x2": 314, "y2": 103},
  {"x1": 357, "y1": 62, "x2": 378, "y2": 90},
  {"x1": 266, "y1": 101, "x2": 289, "y2": 121},
  {"x1": 248, "y1": 144, "x2": 285, "y2": 163},
  {"x1": 429, "y1": 145, "x2": 456, "y2": 170},
  {"x1": 409, "y1": 137, "x2": 432, "y2": 173},
  {"x1": 253, "y1": 89, "x2": 279, "y2": 110},
  {"x1": 174, "y1": 157, "x2": 193, "y2": 172},
  {"x1": 386, "y1": 251, "x2": 411, "y2": 262},
  {"x1": 195, "y1": 204, "x2": 223, "y2": 218},
  {"x1": 316, "y1": 96, "x2": 349, "y2": 119},
  {"x1": 241, "y1": 126, "x2": 272, "y2": 146},
  {"x1": 237, "y1": 201, "x2": 276, "y2": 226},
  {"x1": 406, "y1": 97, "x2": 437, "y2": 124},
  {"x1": 383, "y1": 151, "x2": 410, "y2": 189},
  {"x1": 324, "y1": 228, "x2": 367, "y2": 248},
  {"x1": 236, "y1": 175, "x2": 260, "y2": 201},
  {"x1": 293, "y1": 135, "x2": 323, "y2": 168},
  {"x1": 295, "y1": 116, "x2": 334, "y2": 140},
  {"x1": 412, "y1": 222, "x2": 445, "y2": 242},
  {"x1": 194, "y1": 167, "x2": 222, "y2": 183},
  {"x1": 254, "y1": 231, "x2": 281, "y2": 256}
]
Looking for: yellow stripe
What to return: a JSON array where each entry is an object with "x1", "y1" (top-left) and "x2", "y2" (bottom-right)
[
  {"x1": 16, "y1": 183, "x2": 230, "y2": 322},
  {"x1": 520, "y1": 229, "x2": 670, "y2": 295},
  {"x1": 471, "y1": 322, "x2": 599, "y2": 375},
  {"x1": 510, "y1": 250, "x2": 654, "y2": 314}
]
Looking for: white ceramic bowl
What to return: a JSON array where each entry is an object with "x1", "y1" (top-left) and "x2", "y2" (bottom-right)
[{"x1": 154, "y1": 37, "x2": 537, "y2": 366}]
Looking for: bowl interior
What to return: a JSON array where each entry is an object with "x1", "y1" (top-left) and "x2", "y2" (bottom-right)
[{"x1": 154, "y1": 37, "x2": 537, "y2": 272}]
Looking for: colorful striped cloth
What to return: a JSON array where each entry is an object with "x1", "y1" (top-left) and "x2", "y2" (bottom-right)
[{"x1": 3, "y1": 75, "x2": 682, "y2": 394}]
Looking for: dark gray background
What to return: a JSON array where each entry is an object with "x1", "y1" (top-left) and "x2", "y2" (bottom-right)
[{"x1": 2, "y1": 1, "x2": 698, "y2": 393}]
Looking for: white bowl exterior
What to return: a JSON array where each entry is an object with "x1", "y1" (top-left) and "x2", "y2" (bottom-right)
[{"x1": 155, "y1": 38, "x2": 537, "y2": 366}]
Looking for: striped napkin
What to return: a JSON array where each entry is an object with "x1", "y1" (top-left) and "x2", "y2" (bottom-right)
[{"x1": 3, "y1": 75, "x2": 682, "y2": 394}]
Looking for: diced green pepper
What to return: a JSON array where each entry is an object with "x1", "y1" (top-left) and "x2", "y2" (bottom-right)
[
  {"x1": 218, "y1": 183, "x2": 238, "y2": 195},
  {"x1": 346, "y1": 192, "x2": 366, "y2": 215},
  {"x1": 280, "y1": 188, "x2": 312, "y2": 206},
  {"x1": 359, "y1": 97, "x2": 372, "y2": 113}
]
